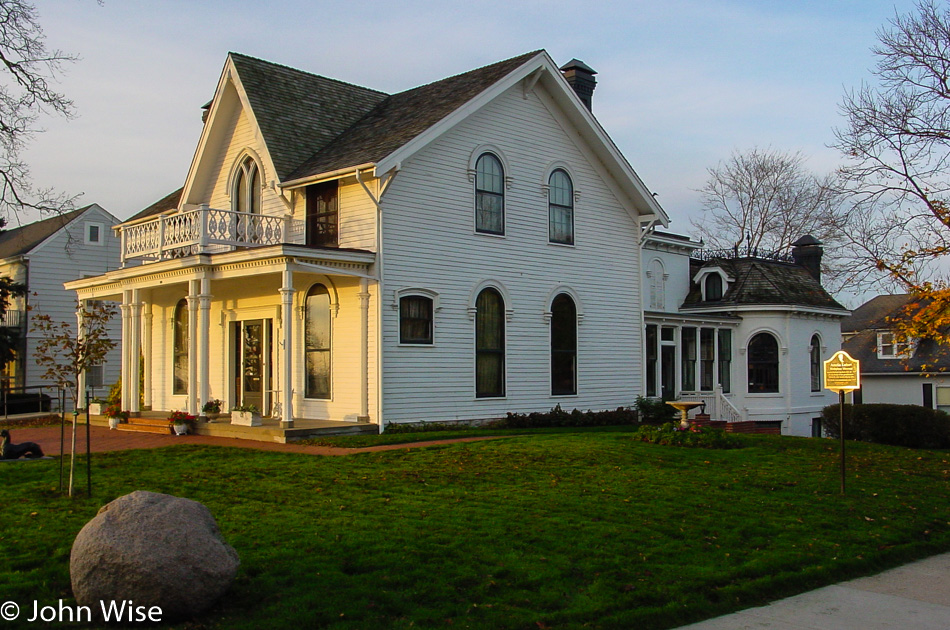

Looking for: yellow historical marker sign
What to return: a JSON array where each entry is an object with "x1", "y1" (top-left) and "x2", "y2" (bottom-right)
[{"x1": 824, "y1": 350, "x2": 860, "y2": 392}]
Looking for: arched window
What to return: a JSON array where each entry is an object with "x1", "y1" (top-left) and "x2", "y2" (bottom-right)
[
  {"x1": 548, "y1": 169, "x2": 574, "y2": 244},
  {"x1": 810, "y1": 335, "x2": 822, "y2": 392},
  {"x1": 173, "y1": 299, "x2": 188, "y2": 395},
  {"x1": 475, "y1": 288, "x2": 505, "y2": 397},
  {"x1": 475, "y1": 153, "x2": 504, "y2": 235},
  {"x1": 233, "y1": 156, "x2": 262, "y2": 214},
  {"x1": 649, "y1": 259, "x2": 666, "y2": 310},
  {"x1": 705, "y1": 274, "x2": 723, "y2": 301},
  {"x1": 748, "y1": 332, "x2": 779, "y2": 393},
  {"x1": 305, "y1": 284, "x2": 331, "y2": 399},
  {"x1": 551, "y1": 294, "x2": 577, "y2": 395}
]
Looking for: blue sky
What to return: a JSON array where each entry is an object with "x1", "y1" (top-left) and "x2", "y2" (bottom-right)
[{"x1": 24, "y1": 0, "x2": 921, "y2": 237}]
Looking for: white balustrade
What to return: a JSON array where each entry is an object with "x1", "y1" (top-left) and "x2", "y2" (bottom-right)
[{"x1": 120, "y1": 208, "x2": 303, "y2": 264}]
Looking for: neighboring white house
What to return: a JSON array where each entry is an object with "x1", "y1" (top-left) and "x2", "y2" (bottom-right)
[
  {"x1": 65, "y1": 50, "x2": 670, "y2": 431},
  {"x1": 0, "y1": 204, "x2": 123, "y2": 404},
  {"x1": 842, "y1": 294, "x2": 950, "y2": 412},
  {"x1": 641, "y1": 232, "x2": 849, "y2": 437}
]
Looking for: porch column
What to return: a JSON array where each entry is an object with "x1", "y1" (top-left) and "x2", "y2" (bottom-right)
[
  {"x1": 120, "y1": 291, "x2": 131, "y2": 411},
  {"x1": 198, "y1": 276, "x2": 211, "y2": 413},
  {"x1": 358, "y1": 278, "x2": 370, "y2": 421},
  {"x1": 187, "y1": 279, "x2": 199, "y2": 415},
  {"x1": 142, "y1": 305, "x2": 152, "y2": 410},
  {"x1": 129, "y1": 289, "x2": 141, "y2": 413},
  {"x1": 75, "y1": 303, "x2": 86, "y2": 407},
  {"x1": 279, "y1": 268, "x2": 295, "y2": 428}
]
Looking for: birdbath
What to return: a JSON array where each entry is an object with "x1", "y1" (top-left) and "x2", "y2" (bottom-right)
[{"x1": 665, "y1": 400, "x2": 705, "y2": 429}]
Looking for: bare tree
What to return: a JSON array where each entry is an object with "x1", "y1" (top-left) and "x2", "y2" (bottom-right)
[
  {"x1": 691, "y1": 147, "x2": 843, "y2": 260},
  {"x1": 833, "y1": 0, "x2": 950, "y2": 344},
  {"x1": 0, "y1": 0, "x2": 77, "y2": 218}
]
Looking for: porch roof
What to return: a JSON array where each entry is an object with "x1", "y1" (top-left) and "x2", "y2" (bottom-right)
[{"x1": 64, "y1": 244, "x2": 375, "y2": 300}]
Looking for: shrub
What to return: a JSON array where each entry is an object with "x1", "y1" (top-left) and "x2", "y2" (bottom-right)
[
  {"x1": 496, "y1": 405, "x2": 639, "y2": 429},
  {"x1": 632, "y1": 423, "x2": 743, "y2": 449},
  {"x1": 634, "y1": 396, "x2": 678, "y2": 425},
  {"x1": 821, "y1": 403, "x2": 950, "y2": 449}
]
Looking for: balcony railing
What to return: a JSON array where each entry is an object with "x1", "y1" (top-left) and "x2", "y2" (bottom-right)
[
  {"x1": 0, "y1": 310, "x2": 24, "y2": 328},
  {"x1": 119, "y1": 205, "x2": 305, "y2": 265}
]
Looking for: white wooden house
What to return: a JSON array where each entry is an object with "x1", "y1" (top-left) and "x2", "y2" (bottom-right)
[
  {"x1": 0, "y1": 204, "x2": 123, "y2": 403},
  {"x1": 842, "y1": 294, "x2": 950, "y2": 413},
  {"x1": 641, "y1": 231, "x2": 849, "y2": 436},
  {"x1": 66, "y1": 51, "x2": 669, "y2": 431}
]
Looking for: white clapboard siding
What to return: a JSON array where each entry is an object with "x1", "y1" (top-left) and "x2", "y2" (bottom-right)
[
  {"x1": 379, "y1": 82, "x2": 643, "y2": 423},
  {"x1": 23, "y1": 205, "x2": 123, "y2": 401}
]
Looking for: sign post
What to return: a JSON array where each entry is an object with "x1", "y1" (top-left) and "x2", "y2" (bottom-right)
[{"x1": 823, "y1": 351, "x2": 861, "y2": 494}]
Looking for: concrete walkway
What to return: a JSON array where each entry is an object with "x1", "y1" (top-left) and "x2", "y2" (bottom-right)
[
  {"x1": 0, "y1": 424, "x2": 504, "y2": 457},
  {"x1": 677, "y1": 552, "x2": 950, "y2": 629}
]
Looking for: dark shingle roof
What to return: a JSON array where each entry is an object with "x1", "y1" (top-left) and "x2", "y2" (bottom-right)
[
  {"x1": 0, "y1": 207, "x2": 87, "y2": 259},
  {"x1": 126, "y1": 188, "x2": 183, "y2": 224},
  {"x1": 229, "y1": 53, "x2": 389, "y2": 181},
  {"x1": 285, "y1": 50, "x2": 542, "y2": 182},
  {"x1": 682, "y1": 257, "x2": 846, "y2": 311},
  {"x1": 841, "y1": 294, "x2": 949, "y2": 373},
  {"x1": 840, "y1": 294, "x2": 915, "y2": 333}
]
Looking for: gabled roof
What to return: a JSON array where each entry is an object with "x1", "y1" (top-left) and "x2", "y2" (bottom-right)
[
  {"x1": 286, "y1": 51, "x2": 542, "y2": 182},
  {"x1": 126, "y1": 188, "x2": 183, "y2": 224},
  {"x1": 0, "y1": 207, "x2": 87, "y2": 259},
  {"x1": 229, "y1": 53, "x2": 389, "y2": 181},
  {"x1": 840, "y1": 293, "x2": 916, "y2": 333},
  {"x1": 841, "y1": 293, "x2": 948, "y2": 374},
  {"x1": 682, "y1": 257, "x2": 846, "y2": 311}
]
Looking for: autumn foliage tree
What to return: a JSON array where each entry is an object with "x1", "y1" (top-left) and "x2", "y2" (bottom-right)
[{"x1": 834, "y1": 0, "x2": 950, "y2": 348}]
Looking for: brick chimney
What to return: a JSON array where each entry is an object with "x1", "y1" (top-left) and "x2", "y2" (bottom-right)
[
  {"x1": 791, "y1": 235, "x2": 823, "y2": 282},
  {"x1": 559, "y1": 59, "x2": 597, "y2": 112}
]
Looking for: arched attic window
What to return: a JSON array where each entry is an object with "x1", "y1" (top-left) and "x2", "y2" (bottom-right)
[
  {"x1": 705, "y1": 274, "x2": 723, "y2": 301},
  {"x1": 475, "y1": 153, "x2": 505, "y2": 235},
  {"x1": 233, "y1": 155, "x2": 262, "y2": 214},
  {"x1": 548, "y1": 169, "x2": 574, "y2": 245}
]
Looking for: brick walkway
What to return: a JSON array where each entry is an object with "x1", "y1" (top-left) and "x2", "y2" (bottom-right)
[{"x1": 2, "y1": 424, "x2": 505, "y2": 457}]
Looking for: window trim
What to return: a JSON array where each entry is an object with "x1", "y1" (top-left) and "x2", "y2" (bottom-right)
[
  {"x1": 230, "y1": 153, "x2": 263, "y2": 215},
  {"x1": 747, "y1": 331, "x2": 780, "y2": 394},
  {"x1": 547, "y1": 168, "x2": 575, "y2": 245},
  {"x1": 85, "y1": 222, "x2": 104, "y2": 246},
  {"x1": 304, "y1": 284, "x2": 332, "y2": 400},
  {"x1": 473, "y1": 286, "x2": 507, "y2": 399},
  {"x1": 876, "y1": 331, "x2": 916, "y2": 359},
  {"x1": 550, "y1": 293, "x2": 578, "y2": 396},
  {"x1": 473, "y1": 152, "x2": 506, "y2": 236}
]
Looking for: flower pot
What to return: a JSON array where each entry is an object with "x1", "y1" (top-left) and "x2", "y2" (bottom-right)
[
  {"x1": 231, "y1": 411, "x2": 262, "y2": 426},
  {"x1": 204, "y1": 411, "x2": 220, "y2": 422},
  {"x1": 172, "y1": 423, "x2": 188, "y2": 436},
  {"x1": 89, "y1": 402, "x2": 105, "y2": 416},
  {"x1": 108, "y1": 416, "x2": 120, "y2": 430}
]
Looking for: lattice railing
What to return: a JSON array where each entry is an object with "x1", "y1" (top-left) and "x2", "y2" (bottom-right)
[{"x1": 120, "y1": 206, "x2": 303, "y2": 264}]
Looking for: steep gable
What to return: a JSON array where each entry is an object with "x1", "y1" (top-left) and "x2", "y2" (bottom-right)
[
  {"x1": 229, "y1": 53, "x2": 388, "y2": 181},
  {"x1": 0, "y1": 208, "x2": 86, "y2": 259}
]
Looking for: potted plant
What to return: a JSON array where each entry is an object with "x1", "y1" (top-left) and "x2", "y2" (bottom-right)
[
  {"x1": 201, "y1": 399, "x2": 223, "y2": 422},
  {"x1": 88, "y1": 399, "x2": 108, "y2": 416},
  {"x1": 231, "y1": 403, "x2": 261, "y2": 427},
  {"x1": 168, "y1": 410, "x2": 196, "y2": 435},
  {"x1": 104, "y1": 403, "x2": 129, "y2": 430}
]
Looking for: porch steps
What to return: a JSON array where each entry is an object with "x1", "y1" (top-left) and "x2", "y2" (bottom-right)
[
  {"x1": 117, "y1": 417, "x2": 172, "y2": 435},
  {"x1": 192, "y1": 418, "x2": 377, "y2": 443}
]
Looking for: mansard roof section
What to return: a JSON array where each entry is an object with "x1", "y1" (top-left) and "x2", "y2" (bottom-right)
[
  {"x1": 682, "y1": 257, "x2": 846, "y2": 311},
  {"x1": 286, "y1": 50, "x2": 542, "y2": 183},
  {"x1": 228, "y1": 53, "x2": 389, "y2": 181}
]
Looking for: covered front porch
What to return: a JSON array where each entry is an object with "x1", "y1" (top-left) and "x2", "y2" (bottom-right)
[{"x1": 67, "y1": 243, "x2": 379, "y2": 431}]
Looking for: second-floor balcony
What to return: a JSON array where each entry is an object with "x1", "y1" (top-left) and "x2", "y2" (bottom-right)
[
  {"x1": 0, "y1": 310, "x2": 24, "y2": 329},
  {"x1": 119, "y1": 205, "x2": 305, "y2": 265}
]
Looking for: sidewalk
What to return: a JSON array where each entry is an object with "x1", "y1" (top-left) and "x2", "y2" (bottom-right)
[
  {"x1": 677, "y1": 552, "x2": 950, "y2": 629},
  {"x1": 1, "y1": 424, "x2": 504, "y2": 457}
]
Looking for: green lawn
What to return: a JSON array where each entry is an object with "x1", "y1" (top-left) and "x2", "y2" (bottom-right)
[{"x1": 3, "y1": 430, "x2": 950, "y2": 629}]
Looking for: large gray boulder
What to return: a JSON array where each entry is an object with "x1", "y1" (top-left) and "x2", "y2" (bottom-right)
[{"x1": 70, "y1": 491, "x2": 240, "y2": 621}]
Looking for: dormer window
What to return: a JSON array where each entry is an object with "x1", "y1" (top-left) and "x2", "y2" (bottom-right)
[
  {"x1": 877, "y1": 332, "x2": 915, "y2": 359},
  {"x1": 704, "y1": 274, "x2": 723, "y2": 301}
]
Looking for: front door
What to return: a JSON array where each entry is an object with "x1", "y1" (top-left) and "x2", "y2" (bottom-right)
[{"x1": 232, "y1": 319, "x2": 271, "y2": 415}]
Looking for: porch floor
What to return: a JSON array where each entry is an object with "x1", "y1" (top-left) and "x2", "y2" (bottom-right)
[{"x1": 88, "y1": 412, "x2": 377, "y2": 443}]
